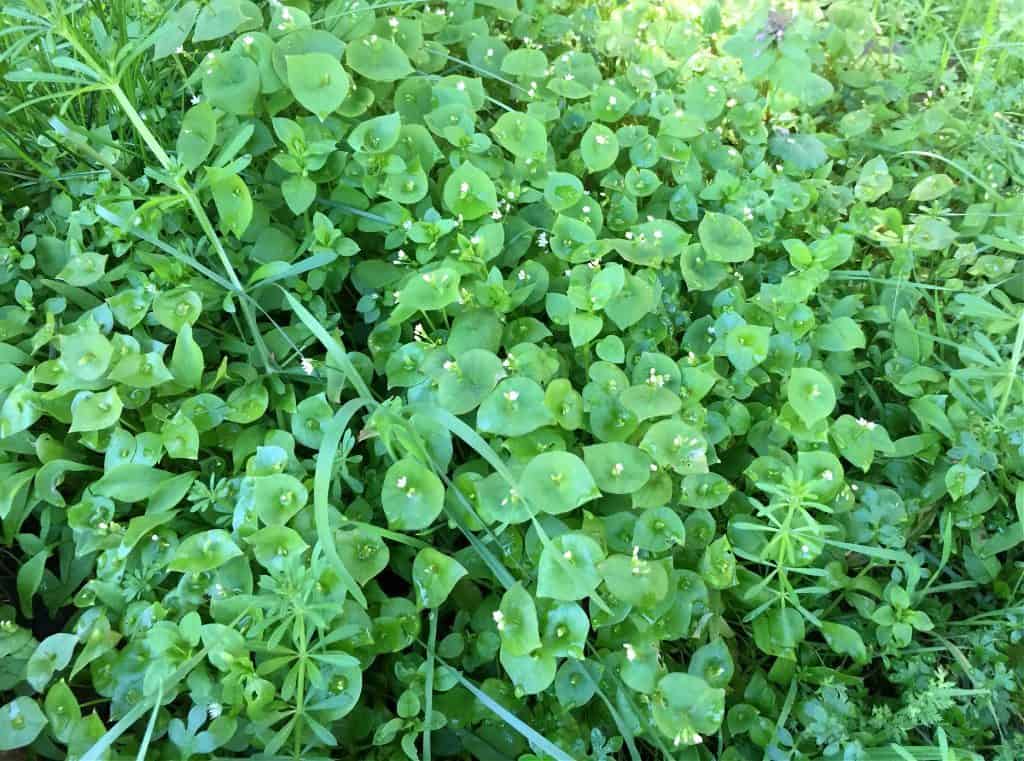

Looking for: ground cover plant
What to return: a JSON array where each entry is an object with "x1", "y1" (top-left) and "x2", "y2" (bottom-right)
[{"x1": 0, "y1": 0, "x2": 1022, "y2": 758}]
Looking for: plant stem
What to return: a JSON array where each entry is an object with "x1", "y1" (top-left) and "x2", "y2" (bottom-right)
[
  {"x1": 104, "y1": 80, "x2": 275, "y2": 376},
  {"x1": 423, "y1": 609, "x2": 437, "y2": 761}
]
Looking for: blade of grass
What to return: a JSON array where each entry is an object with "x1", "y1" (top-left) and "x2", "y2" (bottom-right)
[
  {"x1": 134, "y1": 685, "x2": 163, "y2": 761},
  {"x1": 283, "y1": 289, "x2": 377, "y2": 402},
  {"x1": 438, "y1": 658, "x2": 577, "y2": 761},
  {"x1": 315, "y1": 399, "x2": 373, "y2": 609}
]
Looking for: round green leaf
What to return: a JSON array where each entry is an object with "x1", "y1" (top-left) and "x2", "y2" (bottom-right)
[
  {"x1": 168, "y1": 529, "x2": 243, "y2": 574},
  {"x1": 26, "y1": 633, "x2": 77, "y2": 692},
  {"x1": 519, "y1": 451, "x2": 599, "y2": 515},
  {"x1": 437, "y1": 349, "x2": 505, "y2": 415},
  {"x1": 652, "y1": 673, "x2": 725, "y2": 746},
  {"x1": 286, "y1": 53, "x2": 351, "y2": 120},
  {"x1": 252, "y1": 473, "x2": 308, "y2": 525},
  {"x1": 70, "y1": 388, "x2": 122, "y2": 432},
  {"x1": 697, "y1": 211, "x2": 754, "y2": 263},
  {"x1": 412, "y1": 548, "x2": 467, "y2": 609},
  {"x1": 581, "y1": 123, "x2": 619, "y2": 172},
  {"x1": 0, "y1": 697, "x2": 46, "y2": 751},
  {"x1": 491, "y1": 111, "x2": 547, "y2": 157},
  {"x1": 477, "y1": 377, "x2": 553, "y2": 437},
  {"x1": 443, "y1": 162, "x2": 497, "y2": 220},
  {"x1": 583, "y1": 442, "x2": 652, "y2": 495},
  {"x1": 203, "y1": 50, "x2": 260, "y2": 114},
  {"x1": 497, "y1": 582, "x2": 541, "y2": 656},
  {"x1": 382, "y1": 458, "x2": 444, "y2": 531},
  {"x1": 787, "y1": 367, "x2": 836, "y2": 426},
  {"x1": 60, "y1": 329, "x2": 112, "y2": 382},
  {"x1": 346, "y1": 35, "x2": 413, "y2": 82},
  {"x1": 537, "y1": 533, "x2": 604, "y2": 601}
]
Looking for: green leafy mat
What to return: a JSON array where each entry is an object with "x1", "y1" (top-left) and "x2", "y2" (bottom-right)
[{"x1": 0, "y1": 0, "x2": 1022, "y2": 759}]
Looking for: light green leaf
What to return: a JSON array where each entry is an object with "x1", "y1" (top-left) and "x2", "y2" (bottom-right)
[
  {"x1": 287, "y1": 53, "x2": 351, "y2": 120},
  {"x1": 698, "y1": 212, "x2": 754, "y2": 262}
]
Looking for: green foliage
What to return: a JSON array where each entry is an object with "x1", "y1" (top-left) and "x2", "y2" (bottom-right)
[{"x1": 0, "y1": 0, "x2": 1022, "y2": 760}]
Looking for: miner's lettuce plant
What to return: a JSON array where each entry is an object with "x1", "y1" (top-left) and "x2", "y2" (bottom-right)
[{"x1": 0, "y1": 0, "x2": 1022, "y2": 759}]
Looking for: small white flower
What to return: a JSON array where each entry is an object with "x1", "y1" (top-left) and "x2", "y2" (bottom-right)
[
  {"x1": 190, "y1": 94, "x2": 201, "y2": 105},
  {"x1": 624, "y1": 643, "x2": 637, "y2": 661},
  {"x1": 459, "y1": 181, "x2": 470, "y2": 195},
  {"x1": 388, "y1": 16, "x2": 399, "y2": 27},
  {"x1": 151, "y1": 534, "x2": 160, "y2": 542},
  {"x1": 504, "y1": 390, "x2": 520, "y2": 402},
  {"x1": 456, "y1": 80, "x2": 466, "y2": 91},
  {"x1": 207, "y1": 703, "x2": 223, "y2": 720},
  {"x1": 175, "y1": 45, "x2": 185, "y2": 55},
  {"x1": 822, "y1": 470, "x2": 834, "y2": 482},
  {"x1": 612, "y1": 462, "x2": 624, "y2": 476},
  {"x1": 562, "y1": 550, "x2": 573, "y2": 560},
  {"x1": 594, "y1": 134, "x2": 608, "y2": 145},
  {"x1": 243, "y1": 35, "x2": 254, "y2": 46},
  {"x1": 492, "y1": 610, "x2": 506, "y2": 630},
  {"x1": 653, "y1": 229, "x2": 663, "y2": 239},
  {"x1": 564, "y1": 73, "x2": 574, "y2": 81},
  {"x1": 301, "y1": 357, "x2": 314, "y2": 375},
  {"x1": 281, "y1": 7, "x2": 291, "y2": 20},
  {"x1": 608, "y1": 95, "x2": 617, "y2": 106},
  {"x1": 396, "y1": 476, "x2": 408, "y2": 489},
  {"x1": 486, "y1": 48, "x2": 494, "y2": 57},
  {"x1": 517, "y1": 269, "x2": 527, "y2": 281}
]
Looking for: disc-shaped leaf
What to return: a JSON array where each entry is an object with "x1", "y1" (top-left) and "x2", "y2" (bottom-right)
[
  {"x1": 652, "y1": 673, "x2": 725, "y2": 746},
  {"x1": 491, "y1": 111, "x2": 547, "y2": 157},
  {"x1": 381, "y1": 458, "x2": 444, "y2": 530},
  {"x1": 69, "y1": 388, "x2": 122, "y2": 432},
  {"x1": 26, "y1": 634, "x2": 77, "y2": 692},
  {"x1": 168, "y1": 529, "x2": 243, "y2": 573},
  {"x1": 203, "y1": 50, "x2": 259, "y2": 114},
  {"x1": 537, "y1": 533, "x2": 604, "y2": 600},
  {"x1": 287, "y1": 53, "x2": 351, "y2": 121},
  {"x1": 252, "y1": 473, "x2": 308, "y2": 525},
  {"x1": 60, "y1": 328, "x2": 112, "y2": 382},
  {"x1": 0, "y1": 697, "x2": 46, "y2": 751},
  {"x1": 497, "y1": 582, "x2": 541, "y2": 655},
  {"x1": 346, "y1": 36, "x2": 413, "y2": 82},
  {"x1": 437, "y1": 349, "x2": 505, "y2": 415},
  {"x1": 519, "y1": 451, "x2": 599, "y2": 515},
  {"x1": 443, "y1": 162, "x2": 497, "y2": 220},
  {"x1": 698, "y1": 212, "x2": 754, "y2": 263},
  {"x1": 580, "y1": 123, "x2": 619, "y2": 172},
  {"x1": 477, "y1": 377, "x2": 552, "y2": 437},
  {"x1": 583, "y1": 442, "x2": 652, "y2": 495},
  {"x1": 412, "y1": 548, "x2": 467, "y2": 609},
  {"x1": 787, "y1": 367, "x2": 836, "y2": 426}
]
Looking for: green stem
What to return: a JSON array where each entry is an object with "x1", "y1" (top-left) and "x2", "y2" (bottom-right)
[
  {"x1": 104, "y1": 81, "x2": 274, "y2": 376},
  {"x1": 998, "y1": 306, "x2": 1024, "y2": 418},
  {"x1": 423, "y1": 609, "x2": 438, "y2": 761},
  {"x1": 295, "y1": 613, "x2": 307, "y2": 759}
]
